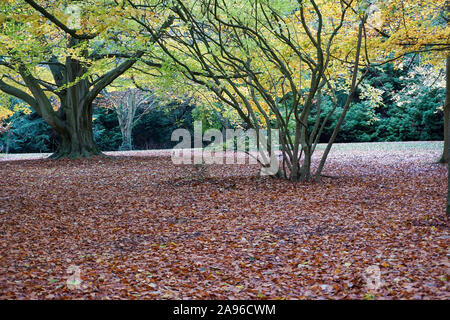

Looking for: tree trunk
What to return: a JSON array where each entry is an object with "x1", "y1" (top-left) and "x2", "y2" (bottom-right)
[
  {"x1": 301, "y1": 149, "x2": 312, "y2": 182},
  {"x1": 5, "y1": 130, "x2": 11, "y2": 154},
  {"x1": 286, "y1": 148, "x2": 312, "y2": 182},
  {"x1": 445, "y1": 55, "x2": 450, "y2": 217},
  {"x1": 441, "y1": 106, "x2": 449, "y2": 163},
  {"x1": 447, "y1": 158, "x2": 450, "y2": 217},
  {"x1": 116, "y1": 91, "x2": 138, "y2": 151},
  {"x1": 50, "y1": 39, "x2": 102, "y2": 159},
  {"x1": 314, "y1": 20, "x2": 365, "y2": 180},
  {"x1": 440, "y1": 55, "x2": 450, "y2": 164},
  {"x1": 119, "y1": 127, "x2": 133, "y2": 151},
  {"x1": 0, "y1": 14, "x2": 172, "y2": 160}
]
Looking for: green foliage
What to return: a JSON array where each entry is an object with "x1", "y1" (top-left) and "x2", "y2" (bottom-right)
[
  {"x1": 0, "y1": 101, "x2": 196, "y2": 153},
  {"x1": 320, "y1": 62, "x2": 444, "y2": 143},
  {"x1": 0, "y1": 111, "x2": 55, "y2": 153},
  {"x1": 338, "y1": 103, "x2": 377, "y2": 142},
  {"x1": 192, "y1": 103, "x2": 232, "y2": 132},
  {"x1": 92, "y1": 108, "x2": 122, "y2": 151},
  {"x1": 374, "y1": 87, "x2": 444, "y2": 141}
]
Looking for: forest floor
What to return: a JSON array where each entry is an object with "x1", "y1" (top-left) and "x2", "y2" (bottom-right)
[{"x1": 0, "y1": 141, "x2": 448, "y2": 299}]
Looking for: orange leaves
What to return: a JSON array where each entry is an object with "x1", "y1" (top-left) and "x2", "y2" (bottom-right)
[{"x1": 0, "y1": 143, "x2": 449, "y2": 299}]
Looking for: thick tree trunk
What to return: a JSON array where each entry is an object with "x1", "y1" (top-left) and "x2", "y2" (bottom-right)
[
  {"x1": 51, "y1": 123, "x2": 100, "y2": 159},
  {"x1": 50, "y1": 100, "x2": 101, "y2": 159},
  {"x1": 447, "y1": 159, "x2": 450, "y2": 217},
  {"x1": 0, "y1": 11, "x2": 171, "y2": 160},
  {"x1": 440, "y1": 56, "x2": 450, "y2": 164},
  {"x1": 119, "y1": 127, "x2": 133, "y2": 151},
  {"x1": 50, "y1": 39, "x2": 102, "y2": 159},
  {"x1": 441, "y1": 107, "x2": 449, "y2": 163}
]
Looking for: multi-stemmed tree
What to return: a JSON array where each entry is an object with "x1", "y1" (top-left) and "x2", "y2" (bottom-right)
[{"x1": 127, "y1": 0, "x2": 370, "y2": 181}]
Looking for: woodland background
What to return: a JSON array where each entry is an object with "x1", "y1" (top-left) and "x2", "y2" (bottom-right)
[{"x1": 0, "y1": 61, "x2": 445, "y2": 153}]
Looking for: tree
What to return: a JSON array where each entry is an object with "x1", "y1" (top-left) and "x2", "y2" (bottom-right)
[
  {"x1": 441, "y1": 56, "x2": 450, "y2": 163},
  {"x1": 131, "y1": 0, "x2": 449, "y2": 181},
  {"x1": 0, "y1": 0, "x2": 174, "y2": 158},
  {"x1": 99, "y1": 88, "x2": 160, "y2": 150},
  {"x1": 446, "y1": 57, "x2": 450, "y2": 216},
  {"x1": 357, "y1": 0, "x2": 449, "y2": 162},
  {"x1": 0, "y1": 94, "x2": 33, "y2": 153},
  {"x1": 130, "y1": 0, "x2": 377, "y2": 181},
  {"x1": 0, "y1": 107, "x2": 13, "y2": 137}
]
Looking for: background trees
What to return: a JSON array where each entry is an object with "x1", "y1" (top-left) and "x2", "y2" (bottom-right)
[
  {"x1": 359, "y1": 0, "x2": 449, "y2": 163},
  {"x1": 99, "y1": 88, "x2": 160, "y2": 151},
  {"x1": 1, "y1": 62, "x2": 444, "y2": 153}
]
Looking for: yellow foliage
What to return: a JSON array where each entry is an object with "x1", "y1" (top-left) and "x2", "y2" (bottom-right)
[{"x1": 0, "y1": 106, "x2": 13, "y2": 120}]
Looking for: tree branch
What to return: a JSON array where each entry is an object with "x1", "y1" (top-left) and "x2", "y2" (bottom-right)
[{"x1": 0, "y1": 77, "x2": 38, "y2": 110}]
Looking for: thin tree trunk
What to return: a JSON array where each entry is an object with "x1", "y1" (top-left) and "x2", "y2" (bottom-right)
[
  {"x1": 440, "y1": 55, "x2": 450, "y2": 164},
  {"x1": 119, "y1": 127, "x2": 133, "y2": 151},
  {"x1": 5, "y1": 130, "x2": 11, "y2": 154},
  {"x1": 300, "y1": 148, "x2": 312, "y2": 181},
  {"x1": 116, "y1": 91, "x2": 137, "y2": 151}
]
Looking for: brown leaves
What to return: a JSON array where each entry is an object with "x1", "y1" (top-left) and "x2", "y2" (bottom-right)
[{"x1": 0, "y1": 144, "x2": 449, "y2": 299}]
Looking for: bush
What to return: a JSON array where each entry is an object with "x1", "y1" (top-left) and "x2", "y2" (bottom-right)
[{"x1": 0, "y1": 111, "x2": 56, "y2": 153}]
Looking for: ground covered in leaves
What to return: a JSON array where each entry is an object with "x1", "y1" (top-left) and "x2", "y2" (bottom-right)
[{"x1": 0, "y1": 142, "x2": 449, "y2": 299}]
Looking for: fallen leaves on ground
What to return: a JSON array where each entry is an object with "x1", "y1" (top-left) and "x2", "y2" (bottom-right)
[{"x1": 0, "y1": 143, "x2": 449, "y2": 299}]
